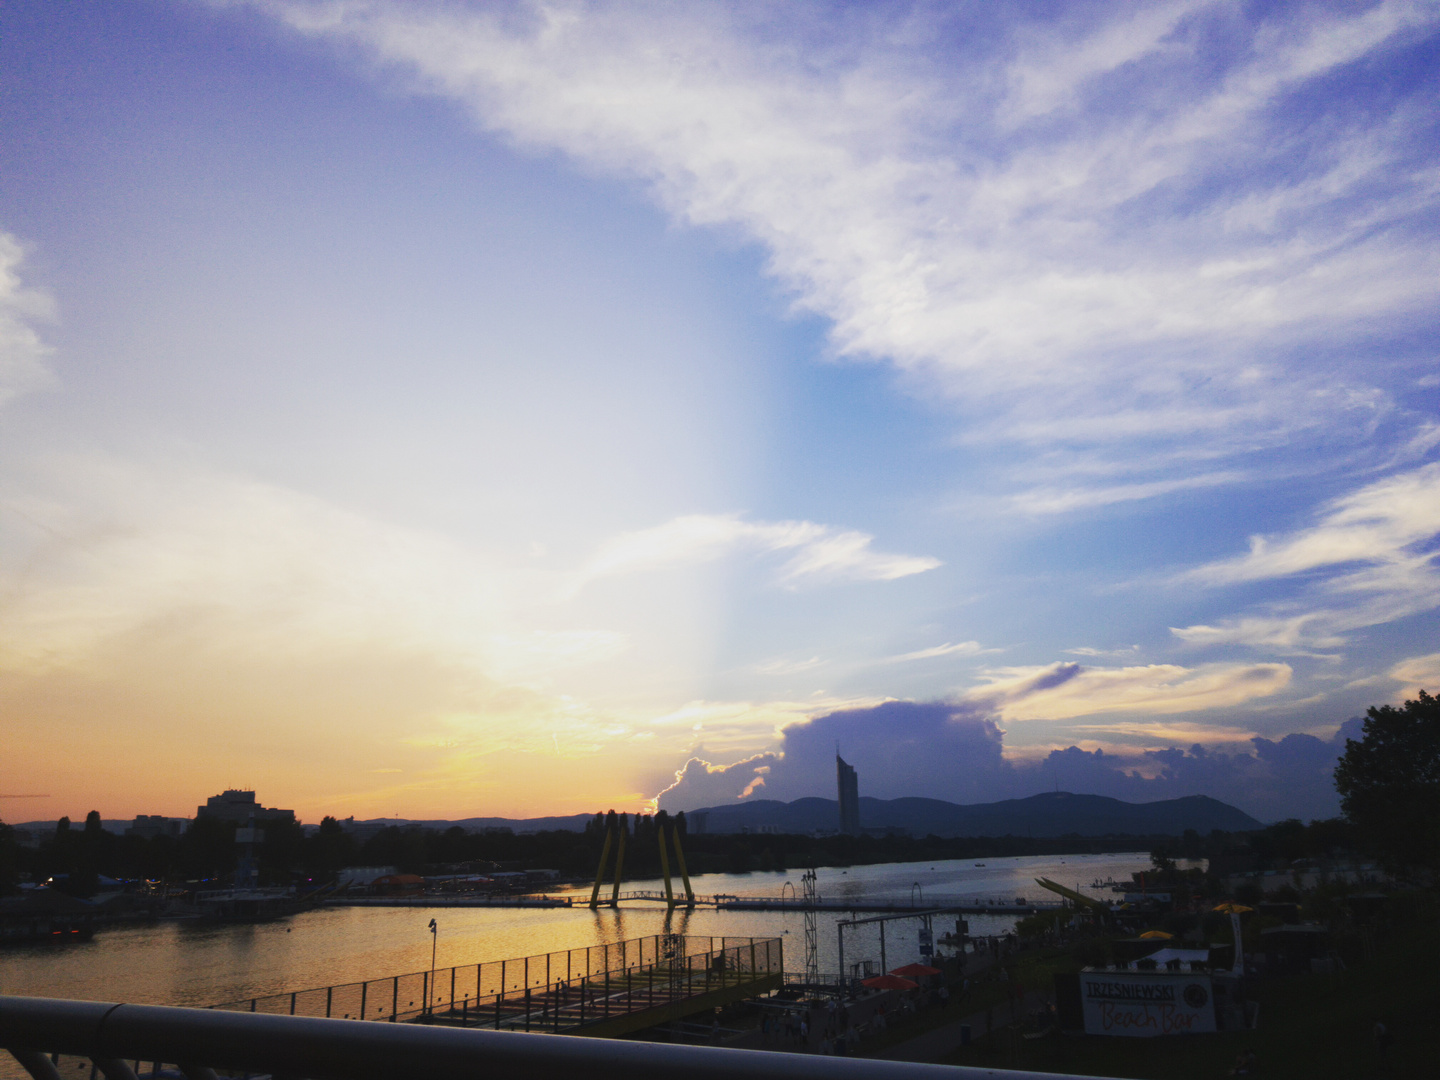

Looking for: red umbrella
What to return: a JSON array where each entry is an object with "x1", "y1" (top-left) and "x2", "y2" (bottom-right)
[
  {"x1": 890, "y1": 963, "x2": 942, "y2": 977},
  {"x1": 861, "y1": 974, "x2": 920, "y2": 990}
]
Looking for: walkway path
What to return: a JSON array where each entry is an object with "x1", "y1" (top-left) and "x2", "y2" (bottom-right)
[{"x1": 872, "y1": 989, "x2": 1048, "y2": 1063}]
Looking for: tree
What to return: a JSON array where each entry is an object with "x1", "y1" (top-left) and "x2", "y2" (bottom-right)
[
  {"x1": 1149, "y1": 845, "x2": 1177, "y2": 874},
  {"x1": 1333, "y1": 689, "x2": 1440, "y2": 879},
  {"x1": 306, "y1": 815, "x2": 356, "y2": 882},
  {"x1": 0, "y1": 818, "x2": 18, "y2": 895}
]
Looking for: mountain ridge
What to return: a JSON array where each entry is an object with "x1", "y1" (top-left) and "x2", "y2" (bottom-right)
[
  {"x1": 679, "y1": 791, "x2": 1263, "y2": 837},
  {"x1": 8, "y1": 792, "x2": 1263, "y2": 839}
]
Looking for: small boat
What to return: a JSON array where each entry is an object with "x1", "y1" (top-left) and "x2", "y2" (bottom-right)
[{"x1": 974, "y1": 863, "x2": 985, "y2": 867}]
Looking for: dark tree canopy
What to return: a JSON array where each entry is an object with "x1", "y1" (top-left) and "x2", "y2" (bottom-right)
[{"x1": 1333, "y1": 689, "x2": 1440, "y2": 879}]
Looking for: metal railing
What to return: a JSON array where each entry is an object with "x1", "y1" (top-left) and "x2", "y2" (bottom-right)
[
  {"x1": 207, "y1": 934, "x2": 781, "y2": 1030},
  {"x1": 1, "y1": 995, "x2": 1114, "y2": 1080}
]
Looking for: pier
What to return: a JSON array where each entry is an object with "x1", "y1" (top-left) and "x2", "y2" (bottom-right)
[
  {"x1": 326, "y1": 893, "x2": 575, "y2": 908},
  {"x1": 324, "y1": 891, "x2": 1063, "y2": 914},
  {"x1": 208, "y1": 934, "x2": 783, "y2": 1039}
]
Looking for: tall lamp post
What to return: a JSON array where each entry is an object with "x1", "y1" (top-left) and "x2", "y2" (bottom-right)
[{"x1": 428, "y1": 919, "x2": 438, "y2": 1013}]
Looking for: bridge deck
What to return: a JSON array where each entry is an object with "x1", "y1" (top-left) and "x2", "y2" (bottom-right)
[
  {"x1": 325, "y1": 893, "x2": 1062, "y2": 913},
  {"x1": 617, "y1": 890, "x2": 1061, "y2": 914}
]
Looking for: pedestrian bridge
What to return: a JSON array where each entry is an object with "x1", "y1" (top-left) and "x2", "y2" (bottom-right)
[
  {"x1": 208, "y1": 934, "x2": 783, "y2": 1039},
  {"x1": 618, "y1": 891, "x2": 1061, "y2": 915}
]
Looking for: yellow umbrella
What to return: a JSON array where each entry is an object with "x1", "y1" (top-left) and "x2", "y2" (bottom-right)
[
  {"x1": 1212, "y1": 902, "x2": 1253, "y2": 914},
  {"x1": 1138, "y1": 930, "x2": 1174, "y2": 939}
]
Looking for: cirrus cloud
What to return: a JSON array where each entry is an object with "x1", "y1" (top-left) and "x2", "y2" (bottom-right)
[
  {"x1": 969, "y1": 660, "x2": 1292, "y2": 721},
  {"x1": 575, "y1": 512, "x2": 940, "y2": 589},
  {"x1": 0, "y1": 231, "x2": 54, "y2": 407},
  {"x1": 1173, "y1": 463, "x2": 1440, "y2": 650},
  {"x1": 250, "y1": 0, "x2": 1440, "y2": 500}
]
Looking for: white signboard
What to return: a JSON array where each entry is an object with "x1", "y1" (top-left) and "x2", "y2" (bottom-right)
[{"x1": 1080, "y1": 972, "x2": 1215, "y2": 1037}]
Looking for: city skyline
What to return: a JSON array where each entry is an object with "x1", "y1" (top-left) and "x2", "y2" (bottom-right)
[{"x1": 2, "y1": 2, "x2": 1438, "y2": 823}]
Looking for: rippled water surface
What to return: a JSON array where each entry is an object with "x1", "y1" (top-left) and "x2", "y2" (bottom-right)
[{"x1": 1, "y1": 852, "x2": 1151, "y2": 1007}]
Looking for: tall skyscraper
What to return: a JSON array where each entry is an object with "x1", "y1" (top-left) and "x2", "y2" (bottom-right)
[{"x1": 836, "y1": 753, "x2": 860, "y2": 835}]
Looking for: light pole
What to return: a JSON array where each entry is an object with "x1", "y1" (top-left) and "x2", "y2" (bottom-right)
[{"x1": 428, "y1": 919, "x2": 438, "y2": 1013}]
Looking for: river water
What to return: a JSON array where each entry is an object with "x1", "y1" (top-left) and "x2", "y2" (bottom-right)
[{"x1": 1, "y1": 852, "x2": 1151, "y2": 1009}]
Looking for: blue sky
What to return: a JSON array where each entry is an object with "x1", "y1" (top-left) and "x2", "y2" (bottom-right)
[{"x1": 1, "y1": 0, "x2": 1437, "y2": 823}]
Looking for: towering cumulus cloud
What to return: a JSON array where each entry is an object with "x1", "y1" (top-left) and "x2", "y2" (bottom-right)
[{"x1": 659, "y1": 700, "x2": 1363, "y2": 823}]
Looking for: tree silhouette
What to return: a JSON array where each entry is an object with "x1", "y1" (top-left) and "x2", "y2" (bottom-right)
[{"x1": 1334, "y1": 689, "x2": 1440, "y2": 879}]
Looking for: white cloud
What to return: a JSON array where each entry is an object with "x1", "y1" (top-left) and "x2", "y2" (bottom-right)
[
  {"x1": 754, "y1": 656, "x2": 825, "y2": 676},
  {"x1": 576, "y1": 512, "x2": 940, "y2": 589},
  {"x1": 1173, "y1": 464, "x2": 1440, "y2": 649},
  {"x1": 0, "y1": 231, "x2": 55, "y2": 407},
  {"x1": 970, "y1": 660, "x2": 1292, "y2": 720},
  {"x1": 1186, "y1": 463, "x2": 1440, "y2": 585},
  {"x1": 641, "y1": 693, "x2": 879, "y2": 761},
  {"x1": 1065, "y1": 645, "x2": 1141, "y2": 658},
  {"x1": 251, "y1": 0, "x2": 1440, "y2": 485},
  {"x1": 883, "y1": 641, "x2": 986, "y2": 663},
  {"x1": 1172, "y1": 614, "x2": 1346, "y2": 651},
  {"x1": 0, "y1": 453, "x2": 608, "y2": 683},
  {"x1": 1389, "y1": 652, "x2": 1440, "y2": 698},
  {"x1": 1002, "y1": 1, "x2": 1203, "y2": 124},
  {"x1": 1007, "y1": 472, "x2": 1243, "y2": 516}
]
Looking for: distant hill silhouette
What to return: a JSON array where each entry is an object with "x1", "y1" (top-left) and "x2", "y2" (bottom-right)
[
  {"x1": 16, "y1": 792, "x2": 1258, "y2": 839},
  {"x1": 681, "y1": 792, "x2": 1262, "y2": 837}
]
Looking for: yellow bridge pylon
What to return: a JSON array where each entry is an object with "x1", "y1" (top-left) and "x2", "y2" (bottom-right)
[
  {"x1": 589, "y1": 811, "x2": 695, "y2": 910},
  {"x1": 589, "y1": 811, "x2": 628, "y2": 908},
  {"x1": 657, "y1": 812, "x2": 696, "y2": 910}
]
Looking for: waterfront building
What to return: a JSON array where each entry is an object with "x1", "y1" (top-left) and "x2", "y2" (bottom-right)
[
  {"x1": 836, "y1": 754, "x2": 860, "y2": 835},
  {"x1": 196, "y1": 790, "x2": 295, "y2": 825}
]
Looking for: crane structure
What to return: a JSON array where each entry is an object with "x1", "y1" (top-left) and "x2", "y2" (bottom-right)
[{"x1": 801, "y1": 868, "x2": 819, "y2": 984}]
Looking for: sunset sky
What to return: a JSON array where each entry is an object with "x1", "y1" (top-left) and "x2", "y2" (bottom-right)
[{"x1": 2, "y1": 1, "x2": 1438, "y2": 826}]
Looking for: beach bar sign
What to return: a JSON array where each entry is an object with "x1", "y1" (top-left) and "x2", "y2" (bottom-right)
[{"x1": 1080, "y1": 972, "x2": 1215, "y2": 1037}]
